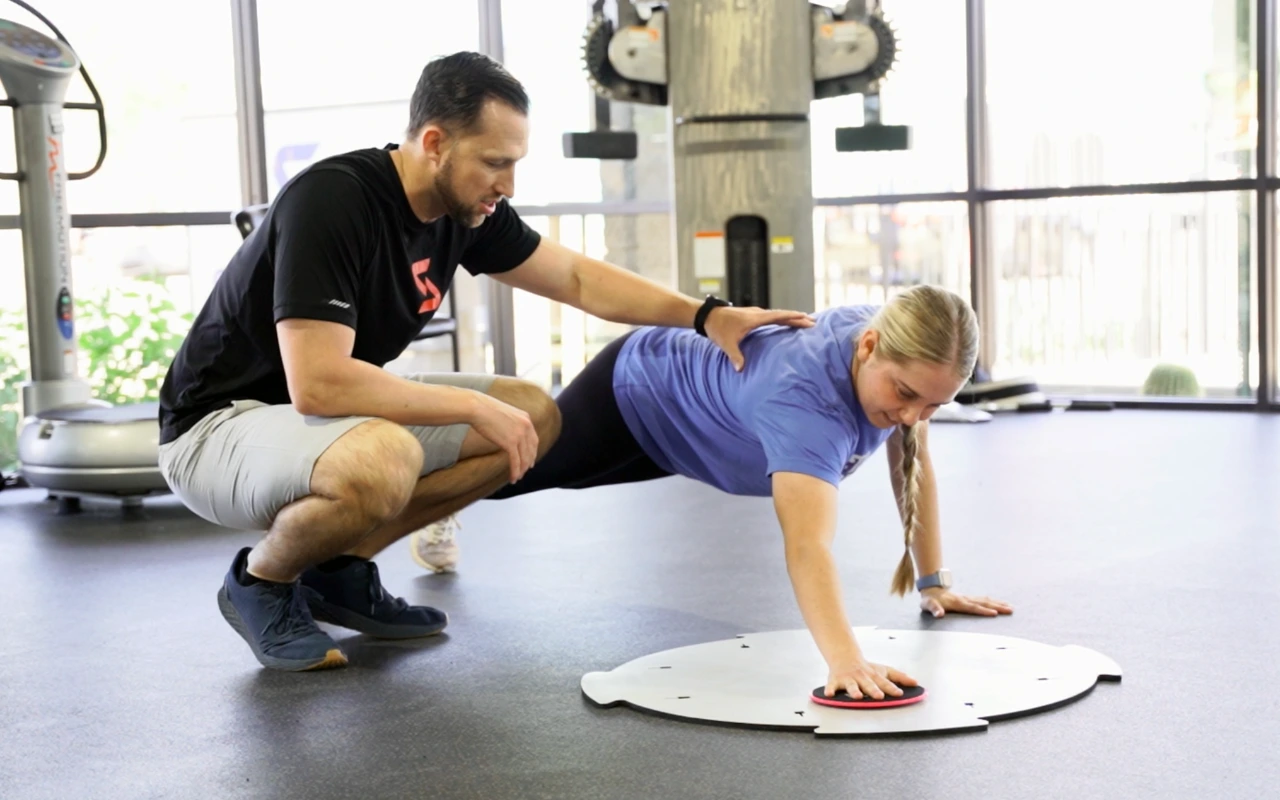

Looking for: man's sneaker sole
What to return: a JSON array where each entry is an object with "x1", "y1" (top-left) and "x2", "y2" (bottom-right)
[
  {"x1": 302, "y1": 589, "x2": 449, "y2": 640},
  {"x1": 217, "y1": 586, "x2": 348, "y2": 671}
]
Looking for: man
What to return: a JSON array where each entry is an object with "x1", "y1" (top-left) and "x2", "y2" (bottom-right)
[{"x1": 158, "y1": 51, "x2": 812, "y2": 672}]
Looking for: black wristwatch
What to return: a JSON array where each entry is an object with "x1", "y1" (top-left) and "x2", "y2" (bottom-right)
[{"x1": 694, "y1": 295, "x2": 731, "y2": 337}]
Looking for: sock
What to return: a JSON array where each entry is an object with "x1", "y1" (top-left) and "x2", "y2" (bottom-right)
[
  {"x1": 236, "y1": 551, "x2": 292, "y2": 587},
  {"x1": 237, "y1": 556, "x2": 264, "y2": 587},
  {"x1": 314, "y1": 554, "x2": 369, "y2": 573}
]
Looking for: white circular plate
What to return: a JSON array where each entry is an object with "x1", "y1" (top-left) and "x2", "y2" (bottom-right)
[{"x1": 581, "y1": 627, "x2": 1122, "y2": 737}]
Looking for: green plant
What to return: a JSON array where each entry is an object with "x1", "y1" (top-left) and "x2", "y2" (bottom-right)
[
  {"x1": 1142, "y1": 363, "x2": 1202, "y2": 397},
  {"x1": 75, "y1": 278, "x2": 193, "y2": 407},
  {"x1": 0, "y1": 308, "x2": 25, "y2": 473},
  {"x1": 0, "y1": 277, "x2": 192, "y2": 474}
]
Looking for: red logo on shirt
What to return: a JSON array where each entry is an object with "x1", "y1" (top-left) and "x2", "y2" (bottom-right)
[{"x1": 411, "y1": 258, "x2": 441, "y2": 313}]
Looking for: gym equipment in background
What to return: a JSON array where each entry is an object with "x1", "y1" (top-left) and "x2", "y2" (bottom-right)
[
  {"x1": 955, "y1": 376, "x2": 1117, "y2": 414},
  {"x1": 0, "y1": 2, "x2": 168, "y2": 512},
  {"x1": 581, "y1": 627, "x2": 1122, "y2": 737},
  {"x1": 564, "y1": 0, "x2": 906, "y2": 313}
]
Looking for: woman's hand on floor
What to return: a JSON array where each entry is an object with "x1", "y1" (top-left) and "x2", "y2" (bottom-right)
[{"x1": 919, "y1": 588, "x2": 1013, "y2": 618}]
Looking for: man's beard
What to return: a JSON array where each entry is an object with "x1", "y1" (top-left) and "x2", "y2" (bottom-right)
[{"x1": 434, "y1": 160, "x2": 481, "y2": 227}]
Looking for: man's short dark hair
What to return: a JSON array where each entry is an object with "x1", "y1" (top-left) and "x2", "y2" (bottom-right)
[{"x1": 407, "y1": 52, "x2": 530, "y2": 136}]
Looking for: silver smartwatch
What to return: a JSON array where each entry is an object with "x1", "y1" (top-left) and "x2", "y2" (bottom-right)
[{"x1": 916, "y1": 568, "x2": 952, "y2": 592}]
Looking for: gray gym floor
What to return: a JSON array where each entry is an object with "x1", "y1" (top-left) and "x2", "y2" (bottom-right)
[{"x1": 2, "y1": 410, "x2": 1277, "y2": 800}]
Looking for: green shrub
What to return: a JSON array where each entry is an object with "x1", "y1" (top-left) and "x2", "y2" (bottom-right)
[
  {"x1": 1141, "y1": 363, "x2": 1203, "y2": 398},
  {"x1": 0, "y1": 309, "x2": 24, "y2": 473},
  {"x1": 0, "y1": 277, "x2": 191, "y2": 473}
]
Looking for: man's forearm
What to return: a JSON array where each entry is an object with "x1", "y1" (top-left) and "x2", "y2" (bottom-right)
[
  {"x1": 575, "y1": 257, "x2": 702, "y2": 327},
  {"x1": 291, "y1": 356, "x2": 481, "y2": 426}
]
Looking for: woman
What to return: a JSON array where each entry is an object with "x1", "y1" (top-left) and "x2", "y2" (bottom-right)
[{"x1": 414, "y1": 284, "x2": 1013, "y2": 701}]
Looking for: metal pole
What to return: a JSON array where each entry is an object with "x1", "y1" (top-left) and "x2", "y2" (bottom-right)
[
  {"x1": 230, "y1": 0, "x2": 268, "y2": 208},
  {"x1": 1257, "y1": 0, "x2": 1276, "y2": 405},
  {"x1": 965, "y1": 0, "x2": 996, "y2": 376},
  {"x1": 478, "y1": 0, "x2": 505, "y2": 61},
  {"x1": 478, "y1": 0, "x2": 518, "y2": 376}
]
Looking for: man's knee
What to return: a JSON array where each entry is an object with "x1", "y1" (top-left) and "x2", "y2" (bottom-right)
[
  {"x1": 312, "y1": 419, "x2": 423, "y2": 522},
  {"x1": 532, "y1": 391, "x2": 561, "y2": 452},
  {"x1": 487, "y1": 377, "x2": 562, "y2": 452}
]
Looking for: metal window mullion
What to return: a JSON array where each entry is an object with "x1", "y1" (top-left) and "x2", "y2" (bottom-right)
[
  {"x1": 478, "y1": 0, "x2": 517, "y2": 376},
  {"x1": 1257, "y1": 0, "x2": 1277, "y2": 405},
  {"x1": 965, "y1": 0, "x2": 996, "y2": 375},
  {"x1": 816, "y1": 178, "x2": 1264, "y2": 208},
  {"x1": 230, "y1": 0, "x2": 268, "y2": 208},
  {"x1": 478, "y1": 0, "x2": 505, "y2": 62}
]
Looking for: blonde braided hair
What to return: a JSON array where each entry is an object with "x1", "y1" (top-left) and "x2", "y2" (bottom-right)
[{"x1": 860, "y1": 285, "x2": 978, "y2": 596}]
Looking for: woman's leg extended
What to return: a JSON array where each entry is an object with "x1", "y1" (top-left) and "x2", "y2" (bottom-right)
[
  {"x1": 560, "y1": 453, "x2": 671, "y2": 490},
  {"x1": 489, "y1": 332, "x2": 656, "y2": 500}
]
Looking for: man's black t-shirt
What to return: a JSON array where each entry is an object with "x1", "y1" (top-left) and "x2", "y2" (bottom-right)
[{"x1": 158, "y1": 144, "x2": 542, "y2": 445}]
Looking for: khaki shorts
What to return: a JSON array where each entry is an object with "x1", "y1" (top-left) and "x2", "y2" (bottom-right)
[{"x1": 157, "y1": 372, "x2": 495, "y2": 531}]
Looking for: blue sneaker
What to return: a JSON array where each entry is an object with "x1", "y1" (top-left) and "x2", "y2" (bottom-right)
[
  {"x1": 300, "y1": 556, "x2": 448, "y2": 639},
  {"x1": 216, "y1": 547, "x2": 348, "y2": 671}
]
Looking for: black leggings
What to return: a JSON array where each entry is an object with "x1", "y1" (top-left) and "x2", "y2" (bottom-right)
[{"x1": 488, "y1": 331, "x2": 672, "y2": 500}]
